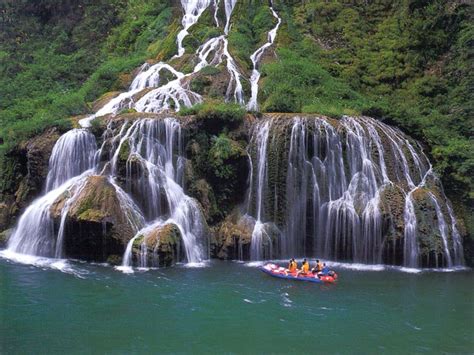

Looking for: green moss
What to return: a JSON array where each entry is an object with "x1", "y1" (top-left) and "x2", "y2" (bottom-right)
[
  {"x1": 118, "y1": 108, "x2": 137, "y2": 115},
  {"x1": 118, "y1": 139, "x2": 131, "y2": 163},
  {"x1": 208, "y1": 134, "x2": 246, "y2": 180},
  {"x1": 200, "y1": 65, "x2": 221, "y2": 76},
  {"x1": 78, "y1": 209, "x2": 107, "y2": 222}
]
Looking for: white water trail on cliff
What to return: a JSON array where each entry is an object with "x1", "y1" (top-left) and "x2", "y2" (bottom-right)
[
  {"x1": 248, "y1": 121, "x2": 271, "y2": 260},
  {"x1": 247, "y1": 2, "x2": 281, "y2": 111},
  {"x1": 175, "y1": 0, "x2": 212, "y2": 57},
  {"x1": 446, "y1": 202, "x2": 464, "y2": 265},
  {"x1": 428, "y1": 192, "x2": 453, "y2": 267},
  {"x1": 112, "y1": 118, "x2": 208, "y2": 269},
  {"x1": 223, "y1": 0, "x2": 237, "y2": 34},
  {"x1": 78, "y1": 0, "x2": 244, "y2": 128},
  {"x1": 7, "y1": 171, "x2": 93, "y2": 257},
  {"x1": 213, "y1": 0, "x2": 220, "y2": 27},
  {"x1": 45, "y1": 129, "x2": 97, "y2": 191},
  {"x1": 245, "y1": 116, "x2": 464, "y2": 268}
]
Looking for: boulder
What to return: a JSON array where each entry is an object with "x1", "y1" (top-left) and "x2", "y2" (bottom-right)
[
  {"x1": 50, "y1": 175, "x2": 142, "y2": 261},
  {"x1": 215, "y1": 211, "x2": 254, "y2": 260},
  {"x1": 131, "y1": 223, "x2": 183, "y2": 267}
]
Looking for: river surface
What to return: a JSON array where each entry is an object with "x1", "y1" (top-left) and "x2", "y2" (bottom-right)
[{"x1": 1, "y1": 254, "x2": 473, "y2": 354}]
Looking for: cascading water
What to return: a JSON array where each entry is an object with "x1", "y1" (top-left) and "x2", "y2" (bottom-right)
[
  {"x1": 3, "y1": 1, "x2": 465, "y2": 272},
  {"x1": 79, "y1": 0, "x2": 284, "y2": 120},
  {"x1": 45, "y1": 129, "x2": 97, "y2": 191},
  {"x1": 175, "y1": 0, "x2": 212, "y2": 57},
  {"x1": 245, "y1": 115, "x2": 464, "y2": 268},
  {"x1": 428, "y1": 192, "x2": 452, "y2": 267},
  {"x1": 111, "y1": 118, "x2": 208, "y2": 267},
  {"x1": 7, "y1": 127, "x2": 99, "y2": 257},
  {"x1": 247, "y1": 1, "x2": 281, "y2": 111},
  {"x1": 247, "y1": 121, "x2": 273, "y2": 260},
  {"x1": 6, "y1": 117, "x2": 208, "y2": 268}
]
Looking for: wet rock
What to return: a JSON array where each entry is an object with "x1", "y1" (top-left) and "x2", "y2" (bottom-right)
[
  {"x1": 0, "y1": 128, "x2": 61, "y2": 231},
  {"x1": 412, "y1": 188, "x2": 450, "y2": 267},
  {"x1": 215, "y1": 211, "x2": 254, "y2": 260},
  {"x1": 50, "y1": 175, "x2": 141, "y2": 262},
  {"x1": 0, "y1": 228, "x2": 11, "y2": 248},
  {"x1": 379, "y1": 184, "x2": 406, "y2": 264},
  {"x1": 106, "y1": 254, "x2": 123, "y2": 266},
  {"x1": 132, "y1": 223, "x2": 183, "y2": 267}
]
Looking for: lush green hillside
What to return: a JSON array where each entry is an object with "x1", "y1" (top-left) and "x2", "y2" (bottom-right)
[{"x1": 0, "y1": 0, "x2": 472, "y2": 233}]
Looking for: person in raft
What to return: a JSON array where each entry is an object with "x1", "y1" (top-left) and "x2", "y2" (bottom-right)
[
  {"x1": 320, "y1": 263, "x2": 335, "y2": 277},
  {"x1": 312, "y1": 259, "x2": 323, "y2": 274},
  {"x1": 286, "y1": 258, "x2": 297, "y2": 275},
  {"x1": 296, "y1": 258, "x2": 310, "y2": 277}
]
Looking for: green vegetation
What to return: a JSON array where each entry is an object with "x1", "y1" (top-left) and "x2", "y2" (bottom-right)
[
  {"x1": 0, "y1": 0, "x2": 472, "y2": 235},
  {"x1": 208, "y1": 134, "x2": 245, "y2": 180},
  {"x1": 0, "y1": 0, "x2": 175, "y2": 153},
  {"x1": 260, "y1": 47, "x2": 369, "y2": 116},
  {"x1": 260, "y1": 0, "x2": 472, "y2": 212},
  {"x1": 179, "y1": 100, "x2": 245, "y2": 129},
  {"x1": 228, "y1": 2, "x2": 277, "y2": 70}
]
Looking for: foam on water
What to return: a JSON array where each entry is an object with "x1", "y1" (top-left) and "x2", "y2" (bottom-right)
[{"x1": 0, "y1": 250, "x2": 89, "y2": 278}]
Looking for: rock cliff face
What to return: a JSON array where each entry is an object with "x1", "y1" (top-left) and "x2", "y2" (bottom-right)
[
  {"x1": 0, "y1": 128, "x2": 61, "y2": 233},
  {"x1": 49, "y1": 175, "x2": 139, "y2": 262},
  {"x1": 0, "y1": 113, "x2": 469, "y2": 267}
]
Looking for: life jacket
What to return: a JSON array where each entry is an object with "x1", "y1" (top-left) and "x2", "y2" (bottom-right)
[
  {"x1": 316, "y1": 262, "x2": 323, "y2": 272},
  {"x1": 302, "y1": 262, "x2": 309, "y2": 273},
  {"x1": 289, "y1": 261, "x2": 297, "y2": 272}
]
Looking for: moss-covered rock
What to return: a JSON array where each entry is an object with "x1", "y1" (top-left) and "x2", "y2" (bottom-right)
[
  {"x1": 379, "y1": 184, "x2": 406, "y2": 265},
  {"x1": 411, "y1": 187, "x2": 453, "y2": 267},
  {"x1": 50, "y1": 175, "x2": 143, "y2": 262},
  {"x1": 131, "y1": 223, "x2": 183, "y2": 267},
  {"x1": 215, "y1": 211, "x2": 254, "y2": 260}
]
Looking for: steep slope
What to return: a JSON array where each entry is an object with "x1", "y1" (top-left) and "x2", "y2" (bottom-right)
[{"x1": 0, "y1": 0, "x2": 472, "y2": 263}]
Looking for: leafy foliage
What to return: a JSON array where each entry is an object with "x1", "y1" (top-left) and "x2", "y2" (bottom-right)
[
  {"x1": 265, "y1": 0, "x2": 473, "y2": 211},
  {"x1": 0, "y1": 0, "x2": 173, "y2": 152},
  {"x1": 0, "y1": 0, "x2": 472, "y2": 232}
]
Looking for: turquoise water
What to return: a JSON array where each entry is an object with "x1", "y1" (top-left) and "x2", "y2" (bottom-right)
[{"x1": 1, "y1": 257, "x2": 473, "y2": 354}]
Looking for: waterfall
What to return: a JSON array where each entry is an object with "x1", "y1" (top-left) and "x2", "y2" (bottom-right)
[
  {"x1": 403, "y1": 190, "x2": 419, "y2": 268},
  {"x1": 45, "y1": 129, "x2": 97, "y2": 191},
  {"x1": 428, "y1": 192, "x2": 452, "y2": 267},
  {"x1": 4, "y1": 0, "x2": 465, "y2": 271},
  {"x1": 112, "y1": 118, "x2": 208, "y2": 267},
  {"x1": 7, "y1": 171, "x2": 93, "y2": 258},
  {"x1": 176, "y1": 0, "x2": 212, "y2": 57},
  {"x1": 446, "y1": 202, "x2": 465, "y2": 266},
  {"x1": 247, "y1": 1, "x2": 281, "y2": 111},
  {"x1": 245, "y1": 115, "x2": 464, "y2": 267},
  {"x1": 250, "y1": 121, "x2": 270, "y2": 260},
  {"x1": 7, "y1": 117, "x2": 208, "y2": 267}
]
